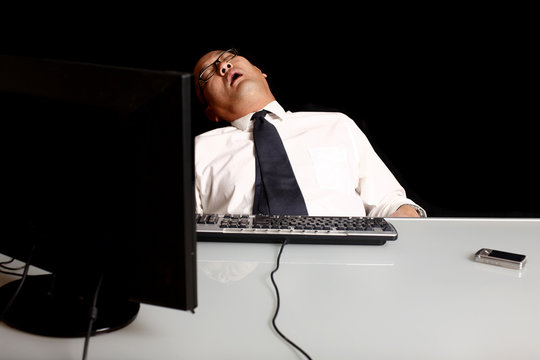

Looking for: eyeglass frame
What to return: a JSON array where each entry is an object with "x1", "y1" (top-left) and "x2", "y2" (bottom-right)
[{"x1": 197, "y1": 48, "x2": 238, "y2": 104}]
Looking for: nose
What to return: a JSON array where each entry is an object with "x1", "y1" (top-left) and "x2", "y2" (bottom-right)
[{"x1": 217, "y1": 61, "x2": 232, "y2": 76}]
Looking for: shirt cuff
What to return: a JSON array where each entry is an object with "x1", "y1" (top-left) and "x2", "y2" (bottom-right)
[{"x1": 404, "y1": 204, "x2": 427, "y2": 218}]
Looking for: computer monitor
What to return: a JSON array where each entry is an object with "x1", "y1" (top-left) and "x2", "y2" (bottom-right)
[{"x1": 0, "y1": 55, "x2": 197, "y2": 337}]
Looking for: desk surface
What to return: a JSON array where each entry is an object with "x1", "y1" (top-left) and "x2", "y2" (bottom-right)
[{"x1": 1, "y1": 218, "x2": 539, "y2": 360}]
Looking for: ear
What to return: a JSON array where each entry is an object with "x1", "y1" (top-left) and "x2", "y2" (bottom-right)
[
  {"x1": 254, "y1": 65, "x2": 267, "y2": 78},
  {"x1": 204, "y1": 106, "x2": 220, "y2": 122}
]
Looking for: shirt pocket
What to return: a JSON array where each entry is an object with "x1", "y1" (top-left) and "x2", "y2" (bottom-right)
[{"x1": 308, "y1": 147, "x2": 354, "y2": 192}]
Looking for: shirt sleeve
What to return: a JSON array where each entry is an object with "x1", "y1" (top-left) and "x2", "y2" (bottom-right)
[
  {"x1": 194, "y1": 180, "x2": 203, "y2": 214},
  {"x1": 194, "y1": 134, "x2": 204, "y2": 214},
  {"x1": 344, "y1": 117, "x2": 424, "y2": 217}
]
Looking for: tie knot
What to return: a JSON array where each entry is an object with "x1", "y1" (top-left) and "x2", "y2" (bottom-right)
[{"x1": 251, "y1": 110, "x2": 269, "y2": 121}]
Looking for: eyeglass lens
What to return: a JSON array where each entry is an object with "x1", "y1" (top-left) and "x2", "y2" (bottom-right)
[{"x1": 200, "y1": 49, "x2": 237, "y2": 82}]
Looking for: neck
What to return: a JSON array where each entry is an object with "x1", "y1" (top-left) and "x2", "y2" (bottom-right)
[{"x1": 221, "y1": 95, "x2": 276, "y2": 122}]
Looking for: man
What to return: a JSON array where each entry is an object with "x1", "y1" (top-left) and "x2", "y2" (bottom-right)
[{"x1": 193, "y1": 49, "x2": 425, "y2": 217}]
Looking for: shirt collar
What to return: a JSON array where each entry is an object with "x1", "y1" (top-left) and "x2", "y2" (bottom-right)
[{"x1": 230, "y1": 100, "x2": 287, "y2": 131}]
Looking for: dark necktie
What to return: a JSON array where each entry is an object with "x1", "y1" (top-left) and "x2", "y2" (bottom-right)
[{"x1": 251, "y1": 110, "x2": 308, "y2": 215}]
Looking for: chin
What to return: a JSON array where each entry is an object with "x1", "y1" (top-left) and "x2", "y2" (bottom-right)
[
  {"x1": 234, "y1": 81, "x2": 270, "y2": 104},
  {"x1": 216, "y1": 80, "x2": 273, "y2": 120}
]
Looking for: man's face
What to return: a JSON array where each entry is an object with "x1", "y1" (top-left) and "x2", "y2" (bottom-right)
[{"x1": 194, "y1": 50, "x2": 274, "y2": 122}]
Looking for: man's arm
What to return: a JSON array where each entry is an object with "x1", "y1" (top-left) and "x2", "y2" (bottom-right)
[
  {"x1": 344, "y1": 117, "x2": 426, "y2": 218},
  {"x1": 389, "y1": 204, "x2": 424, "y2": 217}
]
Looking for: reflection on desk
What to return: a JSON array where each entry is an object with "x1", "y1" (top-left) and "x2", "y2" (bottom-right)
[{"x1": 1, "y1": 218, "x2": 539, "y2": 359}]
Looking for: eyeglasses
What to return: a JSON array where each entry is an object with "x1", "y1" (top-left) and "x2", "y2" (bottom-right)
[{"x1": 198, "y1": 48, "x2": 238, "y2": 96}]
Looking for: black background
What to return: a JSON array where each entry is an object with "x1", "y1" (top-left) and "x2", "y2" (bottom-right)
[{"x1": 3, "y1": 6, "x2": 537, "y2": 217}]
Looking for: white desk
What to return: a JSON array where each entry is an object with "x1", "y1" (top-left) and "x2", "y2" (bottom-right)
[{"x1": 1, "y1": 218, "x2": 539, "y2": 359}]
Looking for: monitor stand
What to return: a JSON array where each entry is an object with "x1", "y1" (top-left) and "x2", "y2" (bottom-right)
[{"x1": 0, "y1": 274, "x2": 139, "y2": 337}]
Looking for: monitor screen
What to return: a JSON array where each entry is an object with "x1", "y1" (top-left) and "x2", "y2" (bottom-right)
[{"x1": 0, "y1": 55, "x2": 197, "y2": 337}]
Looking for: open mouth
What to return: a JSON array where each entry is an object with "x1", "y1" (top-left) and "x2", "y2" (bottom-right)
[{"x1": 229, "y1": 71, "x2": 243, "y2": 86}]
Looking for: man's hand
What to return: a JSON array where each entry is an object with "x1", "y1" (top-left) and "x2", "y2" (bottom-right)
[{"x1": 389, "y1": 204, "x2": 421, "y2": 217}]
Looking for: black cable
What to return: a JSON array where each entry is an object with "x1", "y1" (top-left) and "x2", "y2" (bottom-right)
[
  {"x1": 0, "y1": 244, "x2": 36, "y2": 324},
  {"x1": 82, "y1": 272, "x2": 104, "y2": 360},
  {"x1": 270, "y1": 240, "x2": 313, "y2": 360}
]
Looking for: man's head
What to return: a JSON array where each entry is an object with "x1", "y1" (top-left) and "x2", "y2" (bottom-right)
[{"x1": 193, "y1": 49, "x2": 275, "y2": 122}]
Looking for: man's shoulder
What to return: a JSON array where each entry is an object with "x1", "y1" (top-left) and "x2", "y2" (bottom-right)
[
  {"x1": 287, "y1": 111, "x2": 350, "y2": 120},
  {"x1": 195, "y1": 126, "x2": 238, "y2": 140},
  {"x1": 285, "y1": 110, "x2": 357, "y2": 127}
]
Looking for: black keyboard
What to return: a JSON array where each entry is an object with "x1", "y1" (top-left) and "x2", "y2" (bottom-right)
[{"x1": 196, "y1": 214, "x2": 398, "y2": 245}]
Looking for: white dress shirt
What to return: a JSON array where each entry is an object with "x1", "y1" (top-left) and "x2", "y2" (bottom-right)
[{"x1": 194, "y1": 101, "x2": 424, "y2": 217}]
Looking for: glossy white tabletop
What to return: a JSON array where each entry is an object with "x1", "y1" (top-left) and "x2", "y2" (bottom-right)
[{"x1": 1, "y1": 218, "x2": 539, "y2": 359}]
